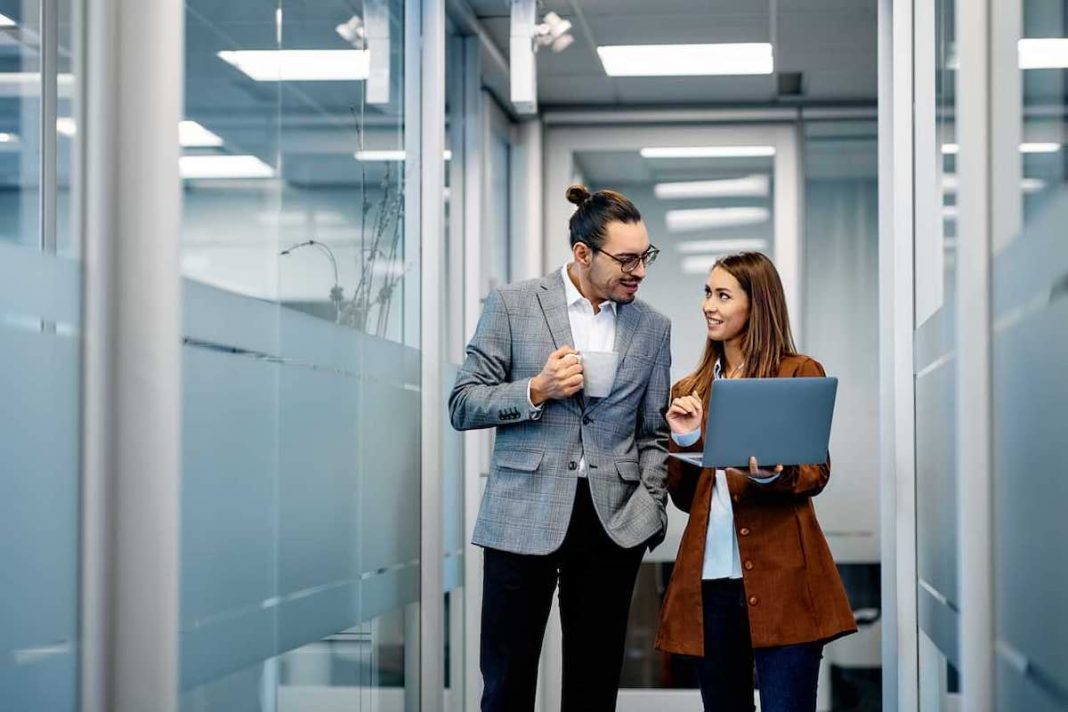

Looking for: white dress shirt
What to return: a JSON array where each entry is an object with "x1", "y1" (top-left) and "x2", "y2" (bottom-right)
[
  {"x1": 672, "y1": 360, "x2": 781, "y2": 579},
  {"x1": 528, "y1": 264, "x2": 617, "y2": 478}
]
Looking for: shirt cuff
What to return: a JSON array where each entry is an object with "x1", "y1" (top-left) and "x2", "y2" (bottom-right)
[
  {"x1": 748, "y1": 472, "x2": 783, "y2": 485},
  {"x1": 671, "y1": 429, "x2": 701, "y2": 447},
  {"x1": 527, "y1": 378, "x2": 544, "y2": 420}
]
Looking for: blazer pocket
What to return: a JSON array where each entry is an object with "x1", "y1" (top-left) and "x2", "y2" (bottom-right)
[
  {"x1": 616, "y1": 460, "x2": 641, "y2": 482},
  {"x1": 493, "y1": 449, "x2": 544, "y2": 473}
]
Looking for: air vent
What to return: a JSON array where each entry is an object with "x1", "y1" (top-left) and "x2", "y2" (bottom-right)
[{"x1": 777, "y1": 71, "x2": 804, "y2": 97}]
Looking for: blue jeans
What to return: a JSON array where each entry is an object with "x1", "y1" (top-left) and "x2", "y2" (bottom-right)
[{"x1": 694, "y1": 579, "x2": 824, "y2": 712}]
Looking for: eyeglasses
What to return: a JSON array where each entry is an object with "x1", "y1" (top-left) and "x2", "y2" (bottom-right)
[{"x1": 593, "y1": 245, "x2": 660, "y2": 273}]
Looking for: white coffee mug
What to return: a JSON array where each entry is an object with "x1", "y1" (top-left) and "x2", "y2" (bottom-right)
[{"x1": 579, "y1": 350, "x2": 620, "y2": 398}]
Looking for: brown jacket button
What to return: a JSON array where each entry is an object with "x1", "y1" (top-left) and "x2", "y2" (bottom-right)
[
  {"x1": 744, "y1": 561, "x2": 754, "y2": 571},
  {"x1": 748, "y1": 596, "x2": 759, "y2": 606},
  {"x1": 739, "y1": 527, "x2": 751, "y2": 536}
]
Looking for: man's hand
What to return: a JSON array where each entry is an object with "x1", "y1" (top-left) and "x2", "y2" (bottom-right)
[
  {"x1": 666, "y1": 393, "x2": 703, "y2": 435},
  {"x1": 529, "y1": 346, "x2": 583, "y2": 405}
]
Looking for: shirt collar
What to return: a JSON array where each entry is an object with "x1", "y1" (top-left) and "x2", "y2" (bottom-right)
[{"x1": 561, "y1": 264, "x2": 617, "y2": 314}]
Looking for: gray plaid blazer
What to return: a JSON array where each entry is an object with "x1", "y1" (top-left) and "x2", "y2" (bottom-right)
[{"x1": 448, "y1": 269, "x2": 672, "y2": 555}]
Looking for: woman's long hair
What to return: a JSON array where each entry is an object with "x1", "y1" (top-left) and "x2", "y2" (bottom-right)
[{"x1": 675, "y1": 252, "x2": 797, "y2": 399}]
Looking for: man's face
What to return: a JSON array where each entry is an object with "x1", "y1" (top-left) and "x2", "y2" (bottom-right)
[{"x1": 579, "y1": 220, "x2": 651, "y2": 304}]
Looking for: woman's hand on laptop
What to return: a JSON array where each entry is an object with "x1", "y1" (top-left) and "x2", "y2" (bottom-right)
[
  {"x1": 727, "y1": 456, "x2": 784, "y2": 480},
  {"x1": 666, "y1": 392, "x2": 703, "y2": 434}
]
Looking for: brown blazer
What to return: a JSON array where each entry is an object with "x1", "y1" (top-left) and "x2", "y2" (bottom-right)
[{"x1": 655, "y1": 354, "x2": 857, "y2": 656}]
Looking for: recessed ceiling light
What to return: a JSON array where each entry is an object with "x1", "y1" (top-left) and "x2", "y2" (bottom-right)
[
  {"x1": 56, "y1": 117, "x2": 77, "y2": 137},
  {"x1": 1020, "y1": 142, "x2": 1061, "y2": 153},
  {"x1": 642, "y1": 145, "x2": 776, "y2": 159},
  {"x1": 681, "y1": 255, "x2": 730, "y2": 275},
  {"x1": 180, "y1": 155, "x2": 275, "y2": 179},
  {"x1": 655, "y1": 175, "x2": 770, "y2": 200},
  {"x1": 942, "y1": 174, "x2": 1047, "y2": 194},
  {"x1": 0, "y1": 12, "x2": 16, "y2": 27},
  {"x1": 667, "y1": 207, "x2": 770, "y2": 232},
  {"x1": 942, "y1": 142, "x2": 1060, "y2": 154},
  {"x1": 354, "y1": 149, "x2": 453, "y2": 161},
  {"x1": 217, "y1": 50, "x2": 370, "y2": 81},
  {"x1": 676, "y1": 238, "x2": 769, "y2": 254},
  {"x1": 179, "y1": 120, "x2": 223, "y2": 147},
  {"x1": 597, "y1": 43, "x2": 773, "y2": 77},
  {"x1": 1018, "y1": 38, "x2": 1068, "y2": 69}
]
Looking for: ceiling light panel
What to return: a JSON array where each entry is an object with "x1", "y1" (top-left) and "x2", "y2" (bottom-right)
[
  {"x1": 598, "y1": 43, "x2": 774, "y2": 77},
  {"x1": 180, "y1": 155, "x2": 275, "y2": 179},
  {"x1": 217, "y1": 50, "x2": 370, "y2": 81},
  {"x1": 655, "y1": 175, "x2": 770, "y2": 200},
  {"x1": 676, "y1": 238, "x2": 769, "y2": 254},
  {"x1": 641, "y1": 145, "x2": 776, "y2": 159},
  {"x1": 666, "y1": 207, "x2": 770, "y2": 232}
]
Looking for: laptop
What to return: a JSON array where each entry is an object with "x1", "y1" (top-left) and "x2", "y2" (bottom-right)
[{"x1": 670, "y1": 377, "x2": 838, "y2": 469}]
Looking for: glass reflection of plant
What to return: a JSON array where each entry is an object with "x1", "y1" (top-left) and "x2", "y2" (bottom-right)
[{"x1": 280, "y1": 106, "x2": 406, "y2": 336}]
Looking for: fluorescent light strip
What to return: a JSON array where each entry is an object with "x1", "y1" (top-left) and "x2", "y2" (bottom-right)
[
  {"x1": 942, "y1": 142, "x2": 1061, "y2": 154},
  {"x1": 179, "y1": 120, "x2": 223, "y2": 147},
  {"x1": 943, "y1": 174, "x2": 1047, "y2": 194},
  {"x1": 57, "y1": 117, "x2": 76, "y2": 137},
  {"x1": 354, "y1": 150, "x2": 454, "y2": 161},
  {"x1": 598, "y1": 43, "x2": 773, "y2": 77},
  {"x1": 218, "y1": 50, "x2": 370, "y2": 82},
  {"x1": 1019, "y1": 38, "x2": 1068, "y2": 69},
  {"x1": 655, "y1": 175, "x2": 769, "y2": 200},
  {"x1": 667, "y1": 207, "x2": 770, "y2": 233},
  {"x1": 676, "y1": 238, "x2": 769, "y2": 254},
  {"x1": 642, "y1": 145, "x2": 776, "y2": 159},
  {"x1": 0, "y1": 12, "x2": 16, "y2": 27},
  {"x1": 180, "y1": 155, "x2": 275, "y2": 179},
  {"x1": 0, "y1": 132, "x2": 17, "y2": 143},
  {"x1": 681, "y1": 255, "x2": 731, "y2": 275}
]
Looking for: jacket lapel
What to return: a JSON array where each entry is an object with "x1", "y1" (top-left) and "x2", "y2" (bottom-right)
[
  {"x1": 537, "y1": 272, "x2": 585, "y2": 411},
  {"x1": 537, "y1": 271, "x2": 575, "y2": 351}
]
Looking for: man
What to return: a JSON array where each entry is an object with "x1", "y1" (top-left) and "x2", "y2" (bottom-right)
[{"x1": 449, "y1": 184, "x2": 671, "y2": 712}]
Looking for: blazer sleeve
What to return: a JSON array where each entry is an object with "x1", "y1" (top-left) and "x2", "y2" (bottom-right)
[
  {"x1": 741, "y1": 357, "x2": 831, "y2": 498},
  {"x1": 448, "y1": 289, "x2": 539, "y2": 431}
]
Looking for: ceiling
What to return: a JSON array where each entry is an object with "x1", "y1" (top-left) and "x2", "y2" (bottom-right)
[{"x1": 467, "y1": 0, "x2": 878, "y2": 108}]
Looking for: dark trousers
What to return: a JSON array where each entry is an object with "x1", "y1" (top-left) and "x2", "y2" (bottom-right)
[
  {"x1": 480, "y1": 479, "x2": 646, "y2": 712},
  {"x1": 695, "y1": 579, "x2": 824, "y2": 712}
]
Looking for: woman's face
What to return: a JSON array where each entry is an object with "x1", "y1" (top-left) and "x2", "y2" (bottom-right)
[{"x1": 703, "y1": 266, "x2": 750, "y2": 342}]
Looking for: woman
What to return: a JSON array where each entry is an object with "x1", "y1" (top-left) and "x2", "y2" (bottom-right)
[{"x1": 655, "y1": 252, "x2": 856, "y2": 712}]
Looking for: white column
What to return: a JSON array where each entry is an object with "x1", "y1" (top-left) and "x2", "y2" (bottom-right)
[
  {"x1": 461, "y1": 35, "x2": 487, "y2": 712},
  {"x1": 889, "y1": 0, "x2": 919, "y2": 708},
  {"x1": 957, "y1": 0, "x2": 996, "y2": 707},
  {"x1": 80, "y1": 0, "x2": 183, "y2": 709},
  {"x1": 420, "y1": 0, "x2": 446, "y2": 710}
]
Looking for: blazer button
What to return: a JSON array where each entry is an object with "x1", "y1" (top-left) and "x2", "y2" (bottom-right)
[
  {"x1": 748, "y1": 596, "x2": 759, "y2": 606},
  {"x1": 739, "y1": 527, "x2": 751, "y2": 536},
  {"x1": 568, "y1": 461, "x2": 577, "y2": 471},
  {"x1": 582, "y1": 416, "x2": 592, "y2": 425},
  {"x1": 744, "y1": 561, "x2": 754, "y2": 571}
]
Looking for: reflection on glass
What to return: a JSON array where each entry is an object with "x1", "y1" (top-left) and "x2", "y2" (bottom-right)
[
  {"x1": 178, "y1": 1, "x2": 419, "y2": 709},
  {"x1": 0, "y1": 1, "x2": 82, "y2": 709},
  {"x1": 994, "y1": 2, "x2": 1067, "y2": 710}
]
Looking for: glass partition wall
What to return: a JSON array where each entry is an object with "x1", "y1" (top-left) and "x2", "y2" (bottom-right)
[{"x1": 1, "y1": 0, "x2": 474, "y2": 708}]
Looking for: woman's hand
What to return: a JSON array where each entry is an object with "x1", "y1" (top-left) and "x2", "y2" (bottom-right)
[
  {"x1": 726, "y1": 456, "x2": 784, "y2": 480},
  {"x1": 666, "y1": 392, "x2": 703, "y2": 435}
]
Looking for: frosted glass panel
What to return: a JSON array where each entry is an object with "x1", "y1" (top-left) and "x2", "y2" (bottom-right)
[
  {"x1": 0, "y1": 329, "x2": 80, "y2": 710},
  {"x1": 180, "y1": 284, "x2": 422, "y2": 691}
]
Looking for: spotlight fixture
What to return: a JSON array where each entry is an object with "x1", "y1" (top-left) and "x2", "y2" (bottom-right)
[
  {"x1": 335, "y1": 15, "x2": 365, "y2": 46},
  {"x1": 534, "y1": 11, "x2": 574, "y2": 53}
]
